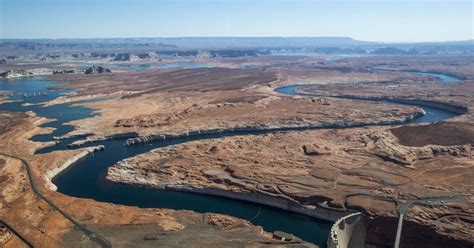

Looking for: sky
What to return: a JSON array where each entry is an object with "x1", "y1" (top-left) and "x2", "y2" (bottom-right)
[{"x1": 0, "y1": 0, "x2": 473, "y2": 42}]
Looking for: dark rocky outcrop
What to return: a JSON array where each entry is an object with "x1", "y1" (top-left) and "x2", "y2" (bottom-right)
[
  {"x1": 47, "y1": 54, "x2": 60, "y2": 59},
  {"x1": 41, "y1": 54, "x2": 60, "y2": 61},
  {"x1": 136, "y1": 53, "x2": 152, "y2": 59},
  {"x1": 272, "y1": 231, "x2": 297, "y2": 242},
  {"x1": 84, "y1": 65, "x2": 111, "y2": 74},
  {"x1": 90, "y1": 52, "x2": 115, "y2": 58},
  {"x1": 302, "y1": 144, "x2": 332, "y2": 156},
  {"x1": 0, "y1": 58, "x2": 6, "y2": 64},
  {"x1": 53, "y1": 69, "x2": 75, "y2": 75}
]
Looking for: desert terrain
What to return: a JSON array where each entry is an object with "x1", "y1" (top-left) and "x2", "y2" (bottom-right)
[
  {"x1": 45, "y1": 67, "x2": 425, "y2": 140},
  {"x1": 0, "y1": 106, "x2": 311, "y2": 247},
  {"x1": 1, "y1": 45, "x2": 473, "y2": 248}
]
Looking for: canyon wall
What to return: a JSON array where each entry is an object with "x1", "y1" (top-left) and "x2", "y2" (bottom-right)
[{"x1": 167, "y1": 185, "x2": 352, "y2": 222}]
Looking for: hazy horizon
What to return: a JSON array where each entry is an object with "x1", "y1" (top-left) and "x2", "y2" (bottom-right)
[
  {"x1": 1, "y1": 0, "x2": 473, "y2": 42},
  {"x1": 1, "y1": 36, "x2": 473, "y2": 44}
]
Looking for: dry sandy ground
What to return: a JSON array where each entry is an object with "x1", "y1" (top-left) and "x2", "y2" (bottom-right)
[
  {"x1": 107, "y1": 126, "x2": 474, "y2": 248},
  {"x1": 0, "y1": 110, "x2": 312, "y2": 247},
  {"x1": 63, "y1": 90, "x2": 422, "y2": 139},
  {"x1": 2, "y1": 54, "x2": 474, "y2": 247},
  {"x1": 62, "y1": 55, "x2": 472, "y2": 247},
  {"x1": 44, "y1": 66, "x2": 422, "y2": 140},
  {"x1": 391, "y1": 122, "x2": 474, "y2": 147}
]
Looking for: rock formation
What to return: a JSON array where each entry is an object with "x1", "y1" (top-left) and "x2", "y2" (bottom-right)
[
  {"x1": 89, "y1": 52, "x2": 114, "y2": 58},
  {"x1": 107, "y1": 127, "x2": 474, "y2": 247},
  {"x1": 136, "y1": 53, "x2": 152, "y2": 59},
  {"x1": 0, "y1": 69, "x2": 32, "y2": 79},
  {"x1": 53, "y1": 69, "x2": 75, "y2": 74},
  {"x1": 367, "y1": 132, "x2": 471, "y2": 167},
  {"x1": 302, "y1": 144, "x2": 332, "y2": 156},
  {"x1": 84, "y1": 65, "x2": 111, "y2": 74},
  {"x1": 113, "y1": 53, "x2": 135, "y2": 61}
]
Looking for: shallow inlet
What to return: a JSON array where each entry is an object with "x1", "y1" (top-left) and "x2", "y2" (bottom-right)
[{"x1": 0, "y1": 71, "x2": 463, "y2": 246}]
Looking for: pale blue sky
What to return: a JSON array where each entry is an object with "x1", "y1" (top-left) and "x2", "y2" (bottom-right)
[{"x1": 0, "y1": 0, "x2": 473, "y2": 42}]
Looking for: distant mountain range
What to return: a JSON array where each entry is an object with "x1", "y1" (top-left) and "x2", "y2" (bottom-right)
[
  {"x1": 1, "y1": 37, "x2": 472, "y2": 48},
  {"x1": 0, "y1": 37, "x2": 472, "y2": 54},
  {"x1": 118, "y1": 37, "x2": 378, "y2": 48}
]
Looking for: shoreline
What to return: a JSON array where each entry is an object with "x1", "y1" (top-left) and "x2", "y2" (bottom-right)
[
  {"x1": 165, "y1": 185, "x2": 352, "y2": 222},
  {"x1": 292, "y1": 89, "x2": 468, "y2": 116},
  {"x1": 333, "y1": 95, "x2": 468, "y2": 115},
  {"x1": 123, "y1": 112, "x2": 425, "y2": 146},
  {"x1": 100, "y1": 179, "x2": 351, "y2": 223},
  {"x1": 37, "y1": 83, "x2": 471, "y2": 246},
  {"x1": 44, "y1": 145, "x2": 104, "y2": 191},
  {"x1": 53, "y1": 109, "x2": 425, "y2": 149}
]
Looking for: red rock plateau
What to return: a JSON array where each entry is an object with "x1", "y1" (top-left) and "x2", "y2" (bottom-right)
[{"x1": 1, "y1": 54, "x2": 473, "y2": 247}]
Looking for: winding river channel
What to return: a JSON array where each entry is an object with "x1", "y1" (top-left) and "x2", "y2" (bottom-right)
[{"x1": 0, "y1": 71, "x2": 463, "y2": 246}]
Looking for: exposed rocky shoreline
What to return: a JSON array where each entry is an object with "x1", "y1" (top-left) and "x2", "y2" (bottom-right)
[
  {"x1": 128, "y1": 181, "x2": 352, "y2": 222},
  {"x1": 123, "y1": 112, "x2": 424, "y2": 146},
  {"x1": 105, "y1": 126, "x2": 473, "y2": 247},
  {"x1": 2, "y1": 44, "x2": 474, "y2": 248},
  {"x1": 336, "y1": 95, "x2": 468, "y2": 115},
  {"x1": 44, "y1": 145, "x2": 104, "y2": 191}
]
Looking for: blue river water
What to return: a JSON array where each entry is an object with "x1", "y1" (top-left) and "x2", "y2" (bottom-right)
[
  {"x1": 274, "y1": 84, "x2": 459, "y2": 124},
  {"x1": 0, "y1": 71, "x2": 463, "y2": 246},
  {"x1": 414, "y1": 71, "x2": 461, "y2": 83},
  {"x1": 372, "y1": 68, "x2": 462, "y2": 84}
]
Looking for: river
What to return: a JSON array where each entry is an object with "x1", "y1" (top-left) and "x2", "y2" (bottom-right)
[
  {"x1": 0, "y1": 71, "x2": 463, "y2": 246},
  {"x1": 372, "y1": 68, "x2": 462, "y2": 83}
]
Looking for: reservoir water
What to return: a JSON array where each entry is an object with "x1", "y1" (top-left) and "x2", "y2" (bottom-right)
[
  {"x1": 274, "y1": 85, "x2": 460, "y2": 124},
  {"x1": 0, "y1": 71, "x2": 463, "y2": 246},
  {"x1": 373, "y1": 68, "x2": 462, "y2": 84},
  {"x1": 414, "y1": 71, "x2": 461, "y2": 83}
]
